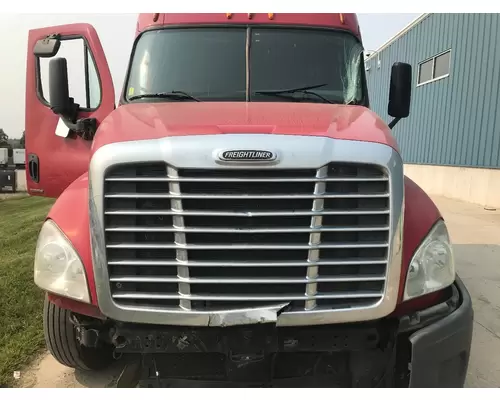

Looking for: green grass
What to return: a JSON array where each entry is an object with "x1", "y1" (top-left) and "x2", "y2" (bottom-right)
[{"x1": 0, "y1": 195, "x2": 55, "y2": 387}]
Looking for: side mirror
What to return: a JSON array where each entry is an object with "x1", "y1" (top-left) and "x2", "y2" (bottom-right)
[
  {"x1": 47, "y1": 57, "x2": 95, "y2": 139},
  {"x1": 33, "y1": 35, "x2": 61, "y2": 58},
  {"x1": 387, "y1": 62, "x2": 412, "y2": 128},
  {"x1": 48, "y1": 58, "x2": 72, "y2": 118}
]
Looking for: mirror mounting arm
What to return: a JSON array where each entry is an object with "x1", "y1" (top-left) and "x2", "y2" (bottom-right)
[
  {"x1": 388, "y1": 117, "x2": 401, "y2": 129},
  {"x1": 58, "y1": 115, "x2": 97, "y2": 141},
  {"x1": 74, "y1": 117, "x2": 97, "y2": 140},
  {"x1": 50, "y1": 96, "x2": 78, "y2": 122},
  {"x1": 50, "y1": 94, "x2": 97, "y2": 141},
  {"x1": 44, "y1": 33, "x2": 61, "y2": 42}
]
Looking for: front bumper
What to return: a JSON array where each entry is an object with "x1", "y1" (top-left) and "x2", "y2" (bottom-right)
[
  {"x1": 403, "y1": 276, "x2": 473, "y2": 387},
  {"x1": 105, "y1": 277, "x2": 473, "y2": 387}
]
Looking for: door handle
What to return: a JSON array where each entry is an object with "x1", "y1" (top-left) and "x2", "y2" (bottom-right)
[{"x1": 28, "y1": 153, "x2": 40, "y2": 183}]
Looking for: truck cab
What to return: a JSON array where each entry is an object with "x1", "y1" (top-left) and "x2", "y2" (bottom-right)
[{"x1": 26, "y1": 13, "x2": 472, "y2": 387}]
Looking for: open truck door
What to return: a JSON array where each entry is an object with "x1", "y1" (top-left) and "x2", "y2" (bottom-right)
[{"x1": 25, "y1": 23, "x2": 115, "y2": 198}]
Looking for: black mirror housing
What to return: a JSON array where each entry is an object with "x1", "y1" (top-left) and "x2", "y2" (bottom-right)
[
  {"x1": 388, "y1": 62, "x2": 412, "y2": 119},
  {"x1": 33, "y1": 36, "x2": 61, "y2": 58},
  {"x1": 48, "y1": 57, "x2": 71, "y2": 117}
]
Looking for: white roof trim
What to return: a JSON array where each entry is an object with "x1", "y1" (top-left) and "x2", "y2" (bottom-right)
[{"x1": 365, "y1": 13, "x2": 431, "y2": 61}]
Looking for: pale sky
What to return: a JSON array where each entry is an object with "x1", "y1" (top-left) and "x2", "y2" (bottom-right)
[{"x1": 0, "y1": 13, "x2": 420, "y2": 138}]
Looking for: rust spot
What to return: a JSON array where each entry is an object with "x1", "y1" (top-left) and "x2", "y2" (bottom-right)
[{"x1": 153, "y1": 13, "x2": 160, "y2": 22}]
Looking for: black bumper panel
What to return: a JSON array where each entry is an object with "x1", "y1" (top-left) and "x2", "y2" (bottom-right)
[
  {"x1": 407, "y1": 277, "x2": 474, "y2": 387},
  {"x1": 110, "y1": 278, "x2": 474, "y2": 387}
]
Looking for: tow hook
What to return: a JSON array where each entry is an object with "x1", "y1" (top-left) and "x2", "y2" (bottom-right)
[
  {"x1": 111, "y1": 333, "x2": 128, "y2": 349},
  {"x1": 70, "y1": 314, "x2": 103, "y2": 348},
  {"x1": 76, "y1": 326, "x2": 100, "y2": 347}
]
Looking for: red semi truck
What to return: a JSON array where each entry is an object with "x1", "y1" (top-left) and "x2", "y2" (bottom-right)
[{"x1": 25, "y1": 13, "x2": 473, "y2": 387}]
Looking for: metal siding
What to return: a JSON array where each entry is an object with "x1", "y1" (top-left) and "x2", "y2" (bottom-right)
[
  {"x1": 486, "y1": 14, "x2": 500, "y2": 166},
  {"x1": 442, "y1": 14, "x2": 457, "y2": 165},
  {"x1": 478, "y1": 14, "x2": 493, "y2": 166},
  {"x1": 366, "y1": 13, "x2": 500, "y2": 168},
  {"x1": 470, "y1": 14, "x2": 485, "y2": 165}
]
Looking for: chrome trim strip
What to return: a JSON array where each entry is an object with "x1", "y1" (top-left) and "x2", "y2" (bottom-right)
[
  {"x1": 104, "y1": 209, "x2": 390, "y2": 217},
  {"x1": 104, "y1": 226, "x2": 390, "y2": 233},
  {"x1": 108, "y1": 275, "x2": 387, "y2": 284},
  {"x1": 89, "y1": 134, "x2": 404, "y2": 327},
  {"x1": 104, "y1": 193, "x2": 389, "y2": 199},
  {"x1": 112, "y1": 292, "x2": 383, "y2": 301},
  {"x1": 107, "y1": 259, "x2": 388, "y2": 267},
  {"x1": 305, "y1": 166, "x2": 328, "y2": 310},
  {"x1": 105, "y1": 242, "x2": 389, "y2": 250},
  {"x1": 168, "y1": 166, "x2": 191, "y2": 311},
  {"x1": 105, "y1": 176, "x2": 389, "y2": 182}
]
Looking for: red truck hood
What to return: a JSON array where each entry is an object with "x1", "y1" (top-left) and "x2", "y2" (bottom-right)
[{"x1": 92, "y1": 102, "x2": 399, "y2": 153}]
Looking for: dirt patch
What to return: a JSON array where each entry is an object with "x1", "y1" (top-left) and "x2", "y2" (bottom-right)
[
  {"x1": 17, "y1": 352, "x2": 123, "y2": 388},
  {"x1": 0, "y1": 192, "x2": 27, "y2": 201}
]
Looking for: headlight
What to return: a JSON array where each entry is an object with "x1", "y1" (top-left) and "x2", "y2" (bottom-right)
[
  {"x1": 403, "y1": 219, "x2": 455, "y2": 301},
  {"x1": 34, "y1": 219, "x2": 90, "y2": 303}
]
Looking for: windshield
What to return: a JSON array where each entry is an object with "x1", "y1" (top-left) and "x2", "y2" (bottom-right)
[{"x1": 125, "y1": 27, "x2": 365, "y2": 105}]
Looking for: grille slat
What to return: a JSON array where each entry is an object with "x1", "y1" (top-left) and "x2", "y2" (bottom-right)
[
  {"x1": 105, "y1": 176, "x2": 389, "y2": 183},
  {"x1": 106, "y1": 242, "x2": 389, "y2": 250},
  {"x1": 103, "y1": 162, "x2": 390, "y2": 313},
  {"x1": 105, "y1": 209, "x2": 390, "y2": 216},
  {"x1": 108, "y1": 259, "x2": 388, "y2": 267},
  {"x1": 112, "y1": 292, "x2": 384, "y2": 301},
  {"x1": 109, "y1": 275, "x2": 386, "y2": 284},
  {"x1": 105, "y1": 226, "x2": 390, "y2": 233},
  {"x1": 105, "y1": 193, "x2": 389, "y2": 199}
]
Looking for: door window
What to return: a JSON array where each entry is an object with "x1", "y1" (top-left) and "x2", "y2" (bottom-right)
[{"x1": 37, "y1": 37, "x2": 101, "y2": 110}]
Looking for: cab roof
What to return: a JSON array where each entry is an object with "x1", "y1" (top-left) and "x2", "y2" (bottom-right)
[{"x1": 135, "y1": 13, "x2": 361, "y2": 39}]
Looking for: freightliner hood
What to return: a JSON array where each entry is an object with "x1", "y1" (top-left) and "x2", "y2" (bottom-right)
[{"x1": 91, "y1": 102, "x2": 399, "y2": 155}]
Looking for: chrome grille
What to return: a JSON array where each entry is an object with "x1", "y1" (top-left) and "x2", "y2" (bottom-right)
[{"x1": 103, "y1": 162, "x2": 391, "y2": 313}]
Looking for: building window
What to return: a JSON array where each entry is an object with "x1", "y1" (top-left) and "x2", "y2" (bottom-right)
[{"x1": 417, "y1": 50, "x2": 451, "y2": 85}]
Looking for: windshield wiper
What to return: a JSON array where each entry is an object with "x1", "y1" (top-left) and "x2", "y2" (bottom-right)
[
  {"x1": 254, "y1": 84, "x2": 334, "y2": 104},
  {"x1": 129, "y1": 91, "x2": 201, "y2": 102},
  {"x1": 255, "y1": 83, "x2": 328, "y2": 95}
]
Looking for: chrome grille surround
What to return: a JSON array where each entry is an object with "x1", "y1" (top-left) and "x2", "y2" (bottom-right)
[{"x1": 89, "y1": 134, "x2": 404, "y2": 327}]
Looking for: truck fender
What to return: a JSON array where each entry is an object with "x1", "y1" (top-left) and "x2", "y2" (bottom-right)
[
  {"x1": 45, "y1": 172, "x2": 98, "y2": 306},
  {"x1": 393, "y1": 176, "x2": 444, "y2": 313}
]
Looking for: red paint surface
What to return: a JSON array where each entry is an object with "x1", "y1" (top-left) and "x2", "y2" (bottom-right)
[
  {"x1": 92, "y1": 102, "x2": 399, "y2": 154},
  {"x1": 25, "y1": 23, "x2": 115, "y2": 198},
  {"x1": 46, "y1": 172, "x2": 98, "y2": 306},
  {"x1": 136, "y1": 13, "x2": 361, "y2": 39},
  {"x1": 392, "y1": 176, "x2": 443, "y2": 313},
  {"x1": 48, "y1": 293, "x2": 105, "y2": 320}
]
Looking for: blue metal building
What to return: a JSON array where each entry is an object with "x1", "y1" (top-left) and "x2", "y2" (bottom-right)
[{"x1": 365, "y1": 13, "x2": 500, "y2": 169}]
